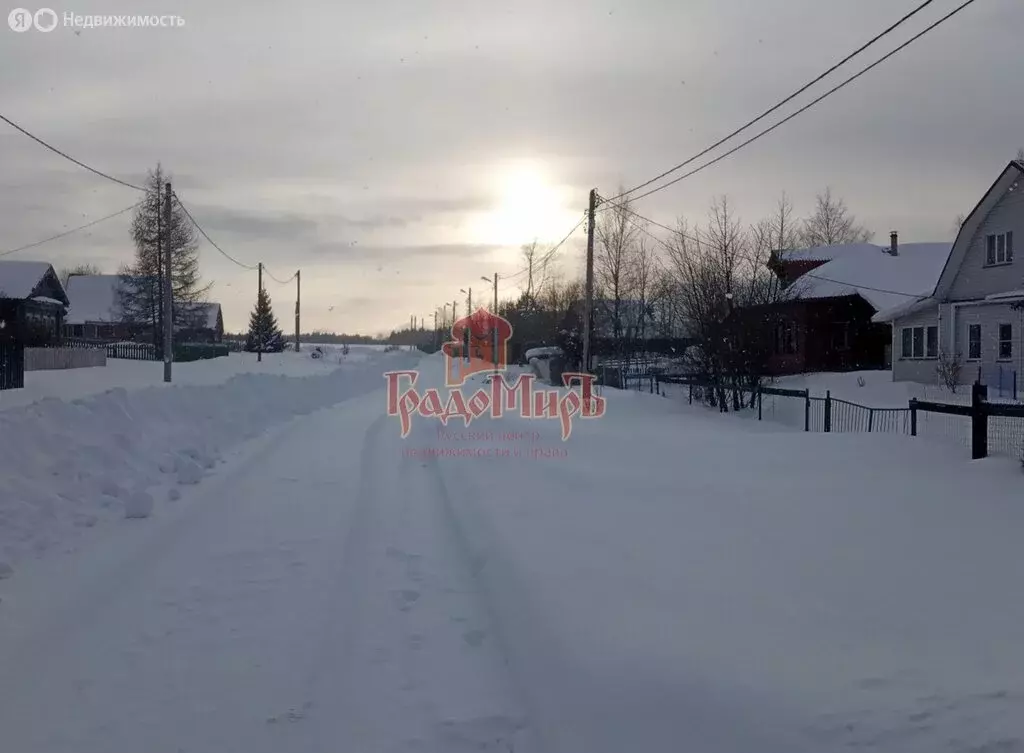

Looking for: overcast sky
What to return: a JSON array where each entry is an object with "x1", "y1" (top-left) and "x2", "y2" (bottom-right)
[{"x1": 2, "y1": 0, "x2": 1022, "y2": 334}]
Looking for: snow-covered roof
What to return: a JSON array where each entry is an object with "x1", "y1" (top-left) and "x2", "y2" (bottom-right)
[
  {"x1": 871, "y1": 296, "x2": 936, "y2": 323},
  {"x1": 0, "y1": 261, "x2": 58, "y2": 300},
  {"x1": 985, "y1": 290, "x2": 1024, "y2": 302},
  {"x1": 31, "y1": 296, "x2": 66, "y2": 307},
  {"x1": 776, "y1": 243, "x2": 875, "y2": 263},
  {"x1": 64, "y1": 274, "x2": 127, "y2": 324},
  {"x1": 788, "y1": 242, "x2": 952, "y2": 313},
  {"x1": 177, "y1": 302, "x2": 222, "y2": 330}
]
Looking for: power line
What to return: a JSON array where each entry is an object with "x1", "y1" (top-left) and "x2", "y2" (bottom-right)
[
  {"x1": 606, "y1": 0, "x2": 940, "y2": 203},
  {"x1": 0, "y1": 113, "x2": 146, "y2": 192},
  {"x1": 621, "y1": 0, "x2": 980, "y2": 205},
  {"x1": 172, "y1": 193, "x2": 259, "y2": 271},
  {"x1": 264, "y1": 268, "x2": 296, "y2": 284},
  {"x1": 0, "y1": 202, "x2": 143, "y2": 258}
]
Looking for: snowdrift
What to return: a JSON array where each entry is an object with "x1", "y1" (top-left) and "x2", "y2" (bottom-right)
[{"x1": 0, "y1": 351, "x2": 420, "y2": 573}]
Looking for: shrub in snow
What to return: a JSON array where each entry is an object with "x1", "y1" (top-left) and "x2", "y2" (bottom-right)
[
  {"x1": 856, "y1": 375, "x2": 866, "y2": 388},
  {"x1": 0, "y1": 561, "x2": 13, "y2": 580},
  {"x1": 124, "y1": 491, "x2": 154, "y2": 519},
  {"x1": 168, "y1": 487, "x2": 181, "y2": 501},
  {"x1": 176, "y1": 458, "x2": 204, "y2": 486}
]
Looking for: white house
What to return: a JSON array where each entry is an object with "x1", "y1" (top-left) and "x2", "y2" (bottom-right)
[{"x1": 873, "y1": 160, "x2": 1024, "y2": 388}]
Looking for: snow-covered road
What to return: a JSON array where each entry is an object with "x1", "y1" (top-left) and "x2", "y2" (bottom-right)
[
  {"x1": 4, "y1": 354, "x2": 1024, "y2": 753},
  {"x1": 0, "y1": 378, "x2": 537, "y2": 753}
]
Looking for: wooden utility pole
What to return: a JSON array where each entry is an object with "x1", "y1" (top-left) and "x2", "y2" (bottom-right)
[
  {"x1": 491, "y1": 273, "x2": 498, "y2": 367},
  {"x1": 163, "y1": 182, "x2": 173, "y2": 383},
  {"x1": 582, "y1": 188, "x2": 597, "y2": 373},
  {"x1": 294, "y1": 269, "x2": 301, "y2": 352},
  {"x1": 453, "y1": 299, "x2": 458, "y2": 323},
  {"x1": 257, "y1": 262, "x2": 263, "y2": 363}
]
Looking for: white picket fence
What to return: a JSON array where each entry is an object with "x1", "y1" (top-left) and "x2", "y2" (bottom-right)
[{"x1": 25, "y1": 347, "x2": 107, "y2": 371}]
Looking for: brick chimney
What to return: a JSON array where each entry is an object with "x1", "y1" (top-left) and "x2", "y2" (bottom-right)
[{"x1": 889, "y1": 231, "x2": 898, "y2": 256}]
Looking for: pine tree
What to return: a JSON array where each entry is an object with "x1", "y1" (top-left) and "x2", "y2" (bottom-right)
[{"x1": 245, "y1": 286, "x2": 284, "y2": 352}]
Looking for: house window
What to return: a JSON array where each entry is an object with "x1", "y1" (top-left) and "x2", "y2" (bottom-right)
[
  {"x1": 986, "y1": 232, "x2": 1014, "y2": 265},
  {"x1": 901, "y1": 325, "x2": 938, "y2": 359},
  {"x1": 775, "y1": 319, "x2": 796, "y2": 355},
  {"x1": 967, "y1": 324, "x2": 982, "y2": 360},
  {"x1": 998, "y1": 323, "x2": 1013, "y2": 360}
]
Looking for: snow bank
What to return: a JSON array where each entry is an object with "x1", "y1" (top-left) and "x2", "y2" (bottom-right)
[
  {"x1": 0, "y1": 351, "x2": 421, "y2": 571},
  {"x1": 0, "y1": 351, "x2": 347, "y2": 411}
]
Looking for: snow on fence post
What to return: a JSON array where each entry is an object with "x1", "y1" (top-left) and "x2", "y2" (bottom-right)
[
  {"x1": 824, "y1": 390, "x2": 832, "y2": 433},
  {"x1": 972, "y1": 382, "x2": 988, "y2": 460}
]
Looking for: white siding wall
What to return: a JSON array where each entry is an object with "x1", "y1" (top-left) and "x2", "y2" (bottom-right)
[
  {"x1": 948, "y1": 183, "x2": 1024, "y2": 300},
  {"x1": 891, "y1": 304, "x2": 940, "y2": 384},
  {"x1": 953, "y1": 301, "x2": 1023, "y2": 387}
]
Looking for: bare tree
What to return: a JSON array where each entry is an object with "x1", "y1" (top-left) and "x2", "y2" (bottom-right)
[
  {"x1": 801, "y1": 187, "x2": 874, "y2": 247},
  {"x1": 595, "y1": 191, "x2": 641, "y2": 350},
  {"x1": 660, "y1": 197, "x2": 792, "y2": 409},
  {"x1": 58, "y1": 263, "x2": 101, "y2": 287},
  {"x1": 520, "y1": 240, "x2": 550, "y2": 300},
  {"x1": 626, "y1": 235, "x2": 657, "y2": 345},
  {"x1": 936, "y1": 351, "x2": 964, "y2": 393},
  {"x1": 952, "y1": 213, "x2": 968, "y2": 236}
]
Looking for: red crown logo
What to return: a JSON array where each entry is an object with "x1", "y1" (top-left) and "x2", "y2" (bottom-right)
[{"x1": 441, "y1": 307, "x2": 514, "y2": 386}]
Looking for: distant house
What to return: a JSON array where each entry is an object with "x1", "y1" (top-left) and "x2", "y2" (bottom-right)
[
  {"x1": 176, "y1": 302, "x2": 224, "y2": 343},
  {"x1": 746, "y1": 236, "x2": 951, "y2": 375},
  {"x1": 0, "y1": 260, "x2": 69, "y2": 346},
  {"x1": 63, "y1": 274, "x2": 140, "y2": 341},
  {"x1": 873, "y1": 160, "x2": 1024, "y2": 387}
]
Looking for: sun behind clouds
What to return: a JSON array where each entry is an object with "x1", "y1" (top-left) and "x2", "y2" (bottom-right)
[{"x1": 466, "y1": 159, "x2": 579, "y2": 249}]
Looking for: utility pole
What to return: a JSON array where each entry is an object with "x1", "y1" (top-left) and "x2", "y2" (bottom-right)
[
  {"x1": 257, "y1": 262, "x2": 263, "y2": 363},
  {"x1": 433, "y1": 310, "x2": 438, "y2": 350},
  {"x1": 163, "y1": 181, "x2": 173, "y2": 383},
  {"x1": 582, "y1": 188, "x2": 597, "y2": 373},
  {"x1": 453, "y1": 299, "x2": 458, "y2": 323},
  {"x1": 294, "y1": 269, "x2": 301, "y2": 352}
]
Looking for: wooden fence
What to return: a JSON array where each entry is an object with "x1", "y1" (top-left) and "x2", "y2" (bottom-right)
[{"x1": 25, "y1": 347, "x2": 107, "y2": 371}]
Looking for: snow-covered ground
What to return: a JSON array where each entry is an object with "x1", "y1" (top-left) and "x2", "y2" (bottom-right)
[
  {"x1": 1, "y1": 354, "x2": 1023, "y2": 752},
  {"x1": 0, "y1": 344, "x2": 395, "y2": 411}
]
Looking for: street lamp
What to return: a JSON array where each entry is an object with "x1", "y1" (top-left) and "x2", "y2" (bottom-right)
[{"x1": 481, "y1": 274, "x2": 499, "y2": 367}]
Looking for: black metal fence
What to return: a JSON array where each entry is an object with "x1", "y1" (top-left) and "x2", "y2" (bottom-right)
[
  {"x1": 656, "y1": 375, "x2": 1024, "y2": 461},
  {"x1": 0, "y1": 343, "x2": 25, "y2": 390}
]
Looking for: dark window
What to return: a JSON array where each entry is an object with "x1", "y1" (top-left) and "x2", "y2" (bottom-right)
[
  {"x1": 926, "y1": 326, "x2": 938, "y2": 358},
  {"x1": 999, "y1": 323, "x2": 1013, "y2": 360},
  {"x1": 775, "y1": 319, "x2": 796, "y2": 355},
  {"x1": 968, "y1": 324, "x2": 981, "y2": 360},
  {"x1": 986, "y1": 232, "x2": 1014, "y2": 265},
  {"x1": 901, "y1": 328, "x2": 913, "y2": 359},
  {"x1": 912, "y1": 327, "x2": 924, "y2": 359}
]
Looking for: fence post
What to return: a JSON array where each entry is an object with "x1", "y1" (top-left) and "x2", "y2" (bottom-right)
[
  {"x1": 757, "y1": 386, "x2": 763, "y2": 421},
  {"x1": 804, "y1": 390, "x2": 810, "y2": 432},
  {"x1": 909, "y1": 399, "x2": 917, "y2": 437},
  {"x1": 867, "y1": 408, "x2": 874, "y2": 433},
  {"x1": 971, "y1": 382, "x2": 988, "y2": 460},
  {"x1": 1015, "y1": 370, "x2": 1018, "y2": 401},
  {"x1": 824, "y1": 390, "x2": 832, "y2": 433},
  {"x1": 649, "y1": 375, "x2": 654, "y2": 394},
  {"x1": 688, "y1": 382, "x2": 693, "y2": 405}
]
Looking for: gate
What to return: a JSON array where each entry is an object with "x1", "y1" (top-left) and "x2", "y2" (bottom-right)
[{"x1": 0, "y1": 342, "x2": 25, "y2": 390}]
